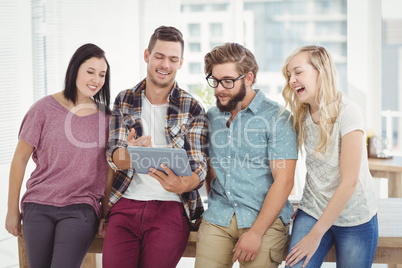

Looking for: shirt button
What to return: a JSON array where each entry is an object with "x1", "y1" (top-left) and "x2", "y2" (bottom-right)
[
  {"x1": 234, "y1": 203, "x2": 238, "y2": 206},
  {"x1": 228, "y1": 174, "x2": 231, "y2": 177},
  {"x1": 227, "y1": 191, "x2": 230, "y2": 194},
  {"x1": 228, "y1": 155, "x2": 231, "y2": 159}
]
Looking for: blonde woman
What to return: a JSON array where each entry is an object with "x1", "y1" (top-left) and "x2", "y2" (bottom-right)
[{"x1": 282, "y1": 45, "x2": 378, "y2": 268}]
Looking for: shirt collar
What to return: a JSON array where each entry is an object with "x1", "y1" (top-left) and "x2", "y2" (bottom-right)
[
  {"x1": 168, "y1": 81, "x2": 180, "y2": 105},
  {"x1": 246, "y1": 89, "x2": 262, "y2": 115},
  {"x1": 134, "y1": 79, "x2": 180, "y2": 105}
]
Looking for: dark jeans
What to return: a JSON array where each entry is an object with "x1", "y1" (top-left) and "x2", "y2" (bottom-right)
[{"x1": 23, "y1": 202, "x2": 98, "y2": 268}]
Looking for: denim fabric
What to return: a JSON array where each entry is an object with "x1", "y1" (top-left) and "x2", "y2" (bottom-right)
[
  {"x1": 204, "y1": 90, "x2": 298, "y2": 228},
  {"x1": 23, "y1": 202, "x2": 98, "y2": 268},
  {"x1": 286, "y1": 209, "x2": 378, "y2": 268}
]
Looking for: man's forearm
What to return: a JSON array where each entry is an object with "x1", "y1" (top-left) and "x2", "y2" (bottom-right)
[
  {"x1": 182, "y1": 172, "x2": 201, "y2": 193},
  {"x1": 112, "y1": 147, "x2": 131, "y2": 170},
  {"x1": 249, "y1": 179, "x2": 293, "y2": 236},
  {"x1": 249, "y1": 159, "x2": 296, "y2": 236}
]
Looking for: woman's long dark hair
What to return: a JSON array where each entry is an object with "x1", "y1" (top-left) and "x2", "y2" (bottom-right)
[{"x1": 64, "y1": 43, "x2": 111, "y2": 114}]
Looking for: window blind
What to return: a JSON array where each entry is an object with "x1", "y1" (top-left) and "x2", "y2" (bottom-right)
[{"x1": 0, "y1": 0, "x2": 33, "y2": 165}]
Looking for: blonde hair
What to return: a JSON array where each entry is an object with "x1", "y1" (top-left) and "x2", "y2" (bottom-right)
[{"x1": 282, "y1": 45, "x2": 342, "y2": 154}]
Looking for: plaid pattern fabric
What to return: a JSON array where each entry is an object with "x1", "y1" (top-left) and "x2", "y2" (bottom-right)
[{"x1": 106, "y1": 79, "x2": 208, "y2": 229}]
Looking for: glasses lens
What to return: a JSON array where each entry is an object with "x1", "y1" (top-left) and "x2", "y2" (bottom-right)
[
  {"x1": 208, "y1": 78, "x2": 218, "y2": 88},
  {"x1": 221, "y1": 80, "x2": 234, "y2": 89}
]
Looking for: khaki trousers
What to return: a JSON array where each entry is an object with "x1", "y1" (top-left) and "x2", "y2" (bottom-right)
[{"x1": 195, "y1": 214, "x2": 288, "y2": 268}]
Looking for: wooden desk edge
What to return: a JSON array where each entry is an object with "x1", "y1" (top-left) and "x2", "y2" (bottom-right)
[
  {"x1": 17, "y1": 231, "x2": 402, "y2": 267},
  {"x1": 369, "y1": 157, "x2": 402, "y2": 173},
  {"x1": 89, "y1": 232, "x2": 402, "y2": 249}
]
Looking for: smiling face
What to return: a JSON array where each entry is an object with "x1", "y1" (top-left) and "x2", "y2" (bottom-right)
[
  {"x1": 76, "y1": 57, "x2": 107, "y2": 101},
  {"x1": 144, "y1": 40, "x2": 183, "y2": 89},
  {"x1": 286, "y1": 52, "x2": 320, "y2": 107}
]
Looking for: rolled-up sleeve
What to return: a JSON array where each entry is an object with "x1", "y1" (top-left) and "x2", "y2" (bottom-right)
[
  {"x1": 106, "y1": 93, "x2": 129, "y2": 171},
  {"x1": 186, "y1": 105, "x2": 208, "y2": 184}
]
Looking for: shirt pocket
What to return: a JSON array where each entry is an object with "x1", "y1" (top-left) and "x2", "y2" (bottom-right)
[
  {"x1": 241, "y1": 130, "x2": 269, "y2": 161},
  {"x1": 168, "y1": 124, "x2": 188, "y2": 148},
  {"x1": 243, "y1": 131, "x2": 268, "y2": 149}
]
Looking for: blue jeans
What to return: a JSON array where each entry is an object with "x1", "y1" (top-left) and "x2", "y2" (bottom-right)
[{"x1": 285, "y1": 209, "x2": 378, "y2": 268}]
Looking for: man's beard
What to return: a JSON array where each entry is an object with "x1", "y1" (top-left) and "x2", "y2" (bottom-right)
[{"x1": 216, "y1": 81, "x2": 247, "y2": 112}]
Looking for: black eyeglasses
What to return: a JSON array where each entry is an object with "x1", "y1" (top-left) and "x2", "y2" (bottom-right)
[{"x1": 206, "y1": 74, "x2": 245, "y2": 89}]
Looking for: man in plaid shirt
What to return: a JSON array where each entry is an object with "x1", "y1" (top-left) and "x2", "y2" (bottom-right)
[{"x1": 101, "y1": 26, "x2": 208, "y2": 268}]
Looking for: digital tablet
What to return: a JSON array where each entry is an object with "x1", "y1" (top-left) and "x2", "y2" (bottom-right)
[{"x1": 127, "y1": 146, "x2": 192, "y2": 176}]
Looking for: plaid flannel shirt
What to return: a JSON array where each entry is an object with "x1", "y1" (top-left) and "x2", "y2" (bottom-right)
[{"x1": 106, "y1": 79, "x2": 208, "y2": 229}]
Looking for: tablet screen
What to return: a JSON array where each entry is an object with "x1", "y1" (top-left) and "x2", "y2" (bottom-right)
[{"x1": 127, "y1": 146, "x2": 192, "y2": 176}]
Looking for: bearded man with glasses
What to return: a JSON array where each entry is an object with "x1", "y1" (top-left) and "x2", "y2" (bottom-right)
[{"x1": 195, "y1": 43, "x2": 298, "y2": 268}]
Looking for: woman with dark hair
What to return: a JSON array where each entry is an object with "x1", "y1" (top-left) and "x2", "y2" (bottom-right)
[{"x1": 5, "y1": 43, "x2": 112, "y2": 268}]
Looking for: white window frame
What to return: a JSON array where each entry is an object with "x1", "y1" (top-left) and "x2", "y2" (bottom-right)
[{"x1": 347, "y1": 0, "x2": 382, "y2": 136}]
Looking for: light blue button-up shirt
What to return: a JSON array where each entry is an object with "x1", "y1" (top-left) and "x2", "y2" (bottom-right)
[{"x1": 204, "y1": 90, "x2": 298, "y2": 228}]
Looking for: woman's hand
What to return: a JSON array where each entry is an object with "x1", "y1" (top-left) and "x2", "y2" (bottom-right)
[
  {"x1": 5, "y1": 208, "x2": 22, "y2": 237},
  {"x1": 6, "y1": 139, "x2": 34, "y2": 238},
  {"x1": 98, "y1": 218, "x2": 107, "y2": 236},
  {"x1": 285, "y1": 232, "x2": 322, "y2": 267}
]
